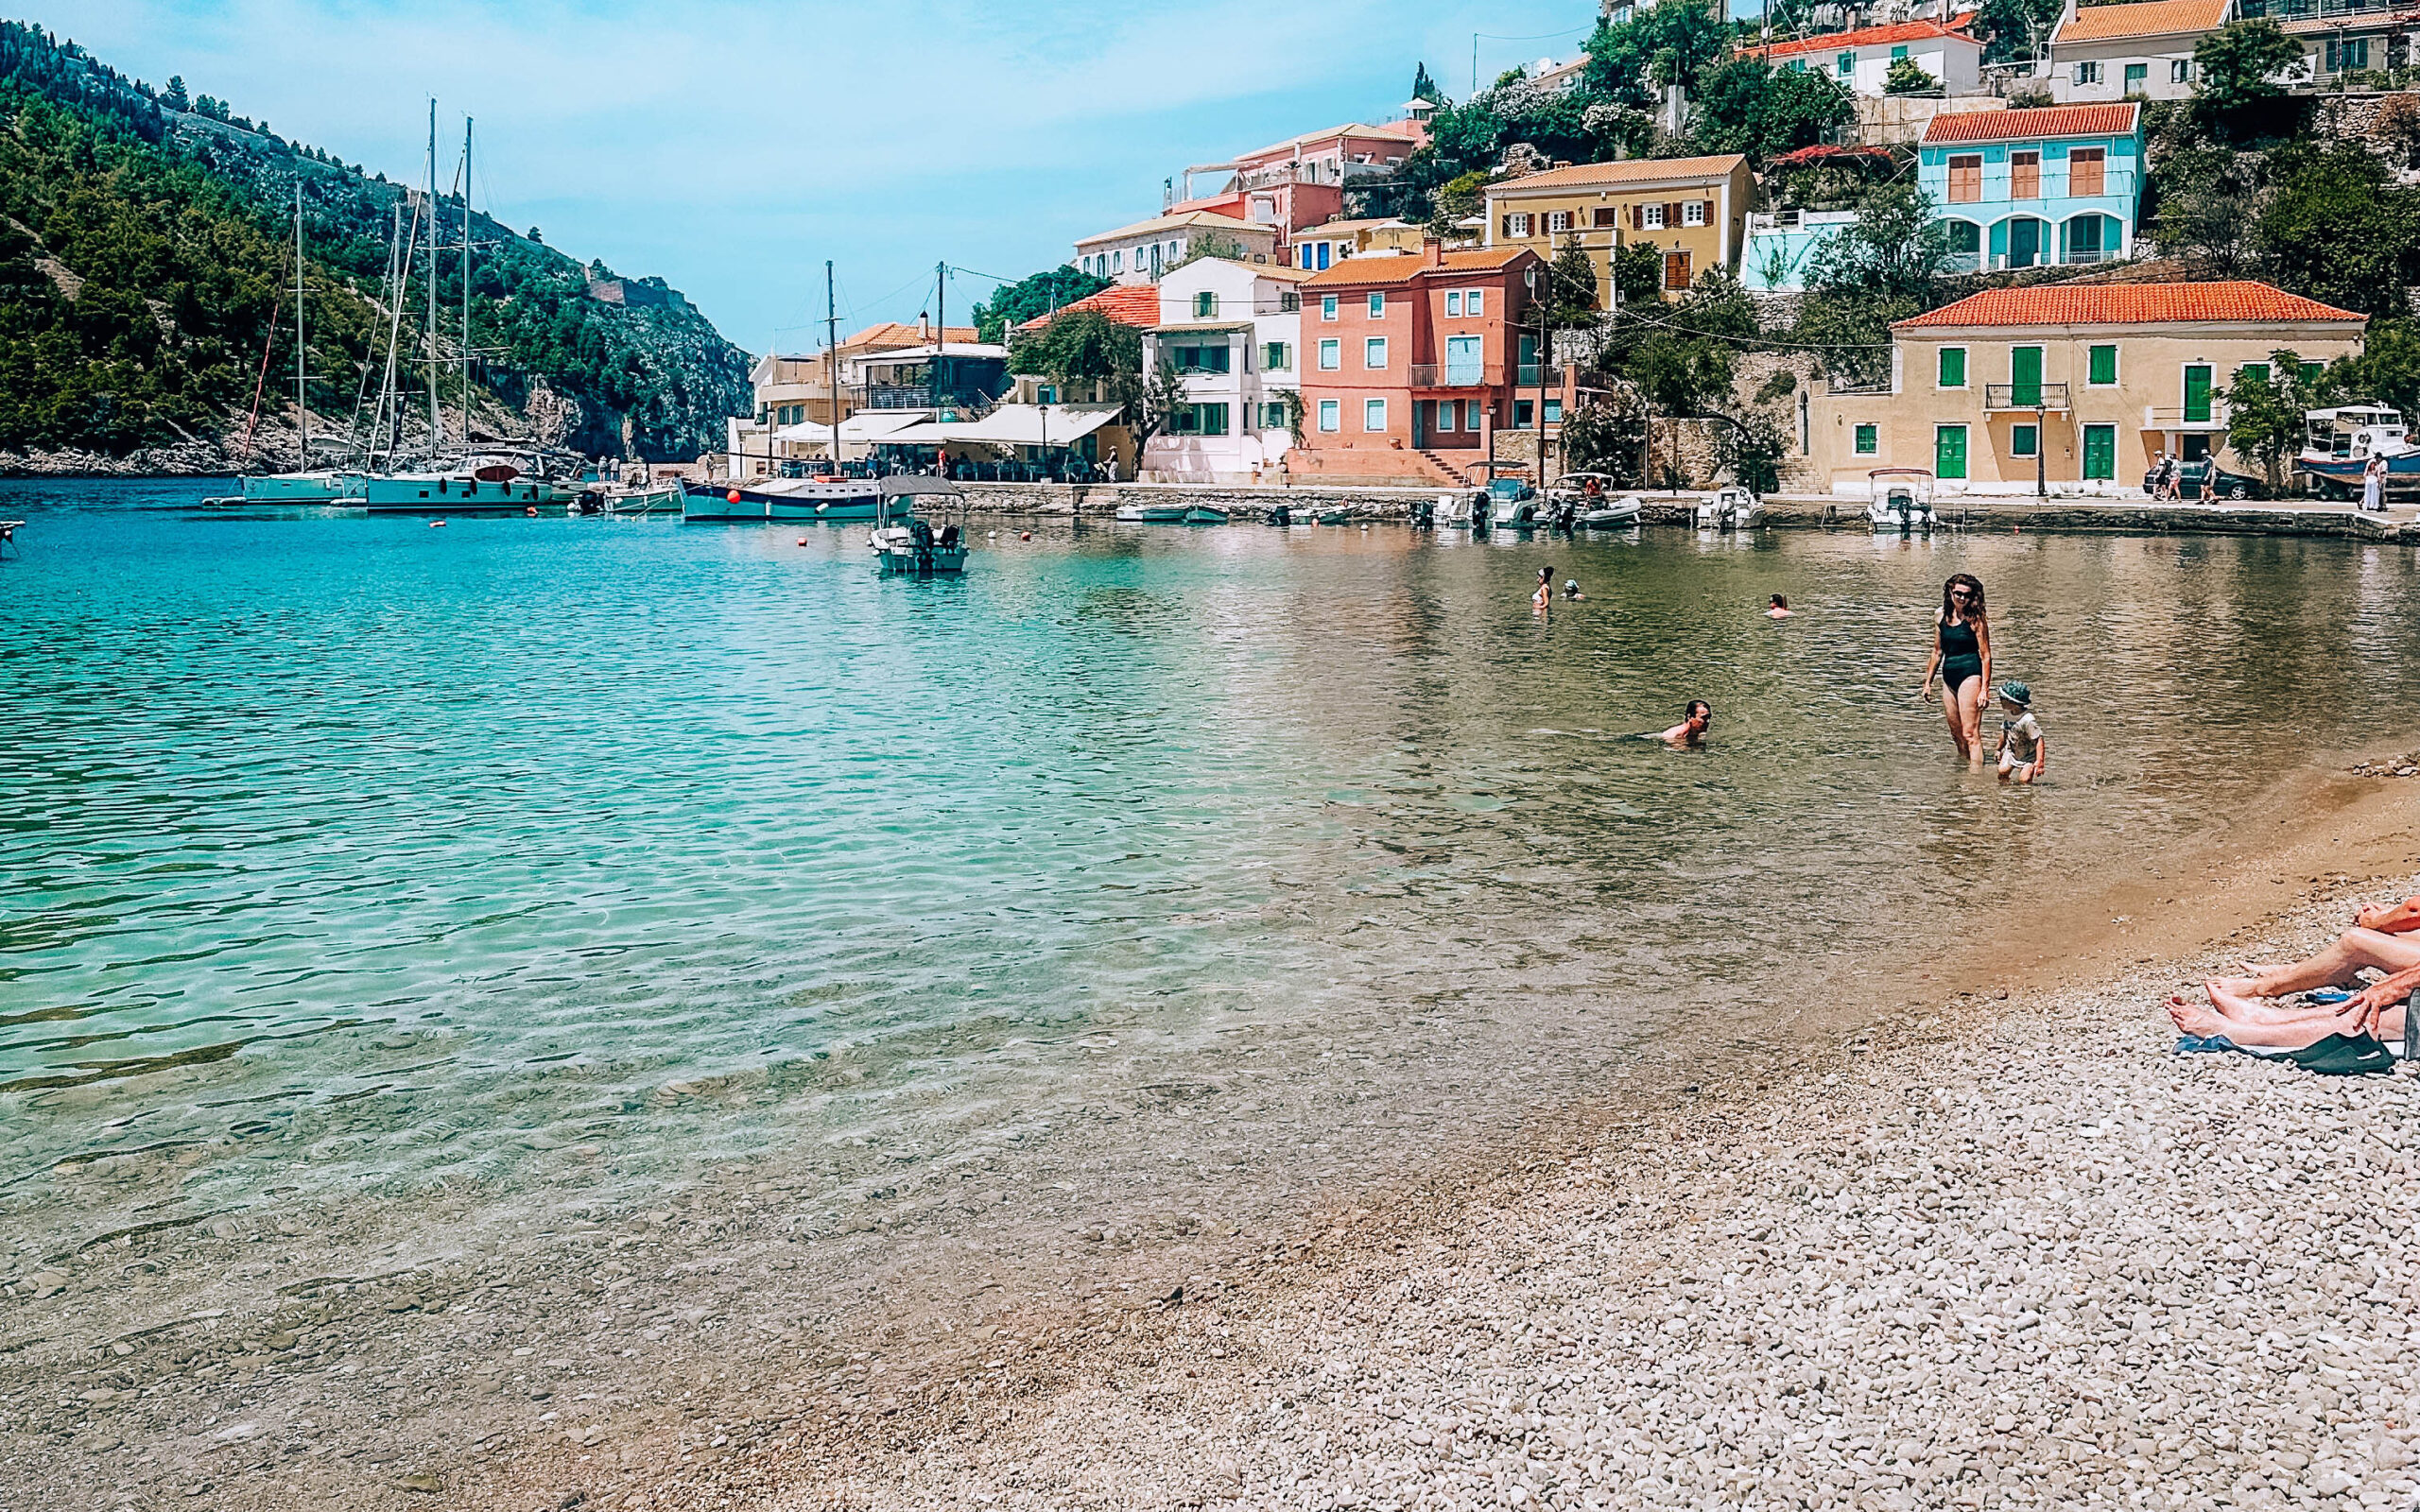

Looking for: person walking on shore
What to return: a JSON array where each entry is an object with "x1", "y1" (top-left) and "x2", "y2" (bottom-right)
[
  {"x1": 1916, "y1": 573, "x2": 1992, "y2": 765},
  {"x1": 2363, "y1": 455, "x2": 2386, "y2": 513}
]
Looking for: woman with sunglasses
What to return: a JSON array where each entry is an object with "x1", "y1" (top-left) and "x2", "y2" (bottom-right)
[{"x1": 1916, "y1": 573, "x2": 1991, "y2": 764}]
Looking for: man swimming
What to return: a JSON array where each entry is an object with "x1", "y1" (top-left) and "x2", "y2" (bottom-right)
[{"x1": 1657, "y1": 700, "x2": 1712, "y2": 747}]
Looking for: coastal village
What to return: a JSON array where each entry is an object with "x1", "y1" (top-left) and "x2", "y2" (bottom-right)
[{"x1": 721, "y1": 0, "x2": 2418, "y2": 509}]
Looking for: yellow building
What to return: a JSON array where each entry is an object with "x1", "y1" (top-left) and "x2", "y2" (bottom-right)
[
  {"x1": 1480, "y1": 154, "x2": 1754, "y2": 304},
  {"x1": 1812, "y1": 282, "x2": 2365, "y2": 494}
]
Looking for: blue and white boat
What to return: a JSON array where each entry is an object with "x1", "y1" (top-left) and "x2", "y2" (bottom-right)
[
  {"x1": 2297, "y1": 404, "x2": 2419, "y2": 499},
  {"x1": 683, "y1": 477, "x2": 886, "y2": 522},
  {"x1": 236, "y1": 470, "x2": 365, "y2": 504}
]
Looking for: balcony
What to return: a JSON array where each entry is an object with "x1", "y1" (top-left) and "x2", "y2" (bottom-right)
[
  {"x1": 1409, "y1": 364, "x2": 1503, "y2": 388},
  {"x1": 1514, "y1": 363, "x2": 1563, "y2": 387},
  {"x1": 1984, "y1": 383, "x2": 2071, "y2": 412},
  {"x1": 2239, "y1": 0, "x2": 2415, "y2": 19},
  {"x1": 2144, "y1": 404, "x2": 2228, "y2": 431}
]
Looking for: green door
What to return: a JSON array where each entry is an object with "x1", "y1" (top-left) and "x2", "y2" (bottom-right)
[
  {"x1": 2010, "y1": 346, "x2": 2043, "y2": 407},
  {"x1": 2183, "y1": 365, "x2": 2213, "y2": 424},
  {"x1": 1936, "y1": 424, "x2": 1968, "y2": 480},
  {"x1": 2083, "y1": 423, "x2": 2116, "y2": 480}
]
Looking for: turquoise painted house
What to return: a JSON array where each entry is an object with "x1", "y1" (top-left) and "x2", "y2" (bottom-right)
[{"x1": 1916, "y1": 103, "x2": 2144, "y2": 272}]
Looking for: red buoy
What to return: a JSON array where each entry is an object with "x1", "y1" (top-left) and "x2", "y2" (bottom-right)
[
  {"x1": 727, "y1": 490, "x2": 742, "y2": 505},
  {"x1": 797, "y1": 538, "x2": 809, "y2": 546},
  {"x1": 1020, "y1": 531, "x2": 1031, "y2": 541}
]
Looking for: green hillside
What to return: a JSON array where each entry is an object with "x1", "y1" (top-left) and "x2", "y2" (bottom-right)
[{"x1": 0, "y1": 23, "x2": 750, "y2": 464}]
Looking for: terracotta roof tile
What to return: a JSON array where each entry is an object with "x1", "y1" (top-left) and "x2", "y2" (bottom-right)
[
  {"x1": 1487, "y1": 154, "x2": 1749, "y2": 194},
  {"x1": 1921, "y1": 103, "x2": 2140, "y2": 144},
  {"x1": 1752, "y1": 15, "x2": 1979, "y2": 60},
  {"x1": 1079, "y1": 209, "x2": 1270, "y2": 245},
  {"x1": 1893, "y1": 281, "x2": 2364, "y2": 329},
  {"x1": 1299, "y1": 248, "x2": 1535, "y2": 288},
  {"x1": 2054, "y1": 0, "x2": 2229, "y2": 43},
  {"x1": 1013, "y1": 284, "x2": 1162, "y2": 334}
]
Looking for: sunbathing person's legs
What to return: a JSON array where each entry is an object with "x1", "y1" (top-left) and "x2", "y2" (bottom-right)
[
  {"x1": 2169, "y1": 991, "x2": 2408, "y2": 1049},
  {"x1": 2215, "y1": 928, "x2": 2420, "y2": 1000}
]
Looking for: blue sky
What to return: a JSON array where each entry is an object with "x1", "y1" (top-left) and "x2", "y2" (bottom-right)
[{"x1": 60, "y1": 0, "x2": 1628, "y2": 354}]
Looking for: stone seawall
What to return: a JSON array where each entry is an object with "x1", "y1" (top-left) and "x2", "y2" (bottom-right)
[{"x1": 952, "y1": 480, "x2": 2420, "y2": 541}]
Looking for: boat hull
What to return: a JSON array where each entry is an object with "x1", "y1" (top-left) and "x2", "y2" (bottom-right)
[
  {"x1": 2299, "y1": 453, "x2": 2420, "y2": 494},
  {"x1": 683, "y1": 479, "x2": 884, "y2": 522},
  {"x1": 239, "y1": 472, "x2": 363, "y2": 503},
  {"x1": 1575, "y1": 507, "x2": 1639, "y2": 528},
  {"x1": 1868, "y1": 507, "x2": 1936, "y2": 532},
  {"x1": 360, "y1": 473, "x2": 571, "y2": 511}
]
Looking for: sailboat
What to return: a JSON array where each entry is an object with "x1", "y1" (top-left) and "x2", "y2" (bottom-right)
[{"x1": 236, "y1": 189, "x2": 363, "y2": 503}]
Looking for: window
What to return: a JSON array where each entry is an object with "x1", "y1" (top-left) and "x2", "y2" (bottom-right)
[
  {"x1": 2010, "y1": 150, "x2": 2040, "y2": 199},
  {"x1": 1890, "y1": 43, "x2": 1909, "y2": 60},
  {"x1": 1946, "y1": 220, "x2": 1981, "y2": 267},
  {"x1": 1838, "y1": 51, "x2": 1855, "y2": 76},
  {"x1": 1593, "y1": 207, "x2": 1619, "y2": 229},
  {"x1": 1684, "y1": 200, "x2": 1707, "y2": 227},
  {"x1": 1464, "y1": 399, "x2": 1484, "y2": 430},
  {"x1": 1193, "y1": 291, "x2": 1218, "y2": 318},
  {"x1": 2010, "y1": 346, "x2": 2043, "y2": 407},
  {"x1": 1662, "y1": 249, "x2": 1692, "y2": 290},
  {"x1": 1547, "y1": 211, "x2": 1573, "y2": 233},
  {"x1": 1367, "y1": 293, "x2": 1386, "y2": 318},
  {"x1": 1641, "y1": 202, "x2": 1668, "y2": 230},
  {"x1": 2184, "y1": 364, "x2": 2214, "y2": 424},
  {"x1": 1363, "y1": 398, "x2": 1387, "y2": 432},
  {"x1": 1504, "y1": 212, "x2": 1532, "y2": 237},
  {"x1": 1172, "y1": 344, "x2": 1231, "y2": 373},
  {"x1": 1435, "y1": 401, "x2": 1457, "y2": 433},
  {"x1": 2170, "y1": 58, "x2": 2195, "y2": 82},
  {"x1": 1938, "y1": 347, "x2": 1967, "y2": 388},
  {"x1": 1262, "y1": 401, "x2": 1289, "y2": 429},
  {"x1": 2083, "y1": 423, "x2": 2116, "y2": 479},
  {"x1": 2325, "y1": 37, "x2": 2369, "y2": 71},
  {"x1": 1854, "y1": 422, "x2": 1878, "y2": 455},
  {"x1": 1514, "y1": 399, "x2": 1535, "y2": 428},
  {"x1": 1318, "y1": 338, "x2": 1340, "y2": 370},
  {"x1": 1947, "y1": 154, "x2": 1982, "y2": 203},
  {"x1": 1279, "y1": 292, "x2": 1300, "y2": 312},
  {"x1": 1317, "y1": 400, "x2": 1340, "y2": 432},
  {"x1": 1113, "y1": 249, "x2": 1124, "y2": 272},
  {"x1": 1544, "y1": 398, "x2": 1562, "y2": 423},
  {"x1": 1263, "y1": 341, "x2": 1291, "y2": 371},
  {"x1": 1316, "y1": 243, "x2": 1332, "y2": 270},
  {"x1": 2012, "y1": 423, "x2": 2038, "y2": 457},
  {"x1": 1195, "y1": 403, "x2": 1230, "y2": 437},
  {"x1": 1364, "y1": 336, "x2": 1388, "y2": 369},
  {"x1": 1445, "y1": 290, "x2": 1462, "y2": 316},
  {"x1": 2067, "y1": 147, "x2": 2105, "y2": 197},
  {"x1": 2074, "y1": 60, "x2": 2102, "y2": 83},
  {"x1": 2124, "y1": 61, "x2": 2148, "y2": 92},
  {"x1": 2088, "y1": 344, "x2": 2118, "y2": 386},
  {"x1": 1321, "y1": 295, "x2": 1338, "y2": 321},
  {"x1": 1467, "y1": 290, "x2": 1484, "y2": 316},
  {"x1": 1786, "y1": 58, "x2": 1806, "y2": 72}
]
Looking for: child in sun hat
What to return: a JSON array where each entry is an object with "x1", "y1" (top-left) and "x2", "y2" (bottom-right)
[{"x1": 1994, "y1": 681, "x2": 2046, "y2": 784}]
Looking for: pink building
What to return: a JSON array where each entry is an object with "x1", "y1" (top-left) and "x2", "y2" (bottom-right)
[{"x1": 1171, "y1": 121, "x2": 1429, "y2": 266}]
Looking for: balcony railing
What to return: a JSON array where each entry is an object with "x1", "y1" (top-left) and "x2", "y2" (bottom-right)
[
  {"x1": 1409, "y1": 364, "x2": 1503, "y2": 388},
  {"x1": 1937, "y1": 168, "x2": 2142, "y2": 206},
  {"x1": 1984, "y1": 383, "x2": 2071, "y2": 411},
  {"x1": 2144, "y1": 404, "x2": 2228, "y2": 430},
  {"x1": 2239, "y1": 0, "x2": 2411, "y2": 20},
  {"x1": 1515, "y1": 363, "x2": 1562, "y2": 387}
]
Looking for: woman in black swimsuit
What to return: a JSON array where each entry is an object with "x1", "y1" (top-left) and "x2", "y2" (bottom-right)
[{"x1": 1916, "y1": 573, "x2": 1992, "y2": 764}]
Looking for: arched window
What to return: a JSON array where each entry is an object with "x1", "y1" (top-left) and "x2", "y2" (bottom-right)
[
  {"x1": 2061, "y1": 213, "x2": 2116, "y2": 265},
  {"x1": 1943, "y1": 219, "x2": 1982, "y2": 273}
]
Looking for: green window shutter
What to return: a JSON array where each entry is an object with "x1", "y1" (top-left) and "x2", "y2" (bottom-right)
[
  {"x1": 2184, "y1": 365, "x2": 2213, "y2": 424},
  {"x1": 1891, "y1": 44, "x2": 1908, "y2": 59},
  {"x1": 1938, "y1": 348, "x2": 1965, "y2": 388},
  {"x1": 1854, "y1": 423, "x2": 1877, "y2": 455},
  {"x1": 1838, "y1": 51, "x2": 1854, "y2": 75},
  {"x1": 2237, "y1": 361, "x2": 2269, "y2": 387},
  {"x1": 2012, "y1": 423, "x2": 2038, "y2": 457},
  {"x1": 2088, "y1": 345, "x2": 2117, "y2": 386},
  {"x1": 2011, "y1": 347, "x2": 2042, "y2": 407}
]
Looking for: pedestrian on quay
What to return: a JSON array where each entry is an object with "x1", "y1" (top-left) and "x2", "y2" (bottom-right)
[
  {"x1": 2364, "y1": 455, "x2": 2387, "y2": 513},
  {"x1": 1916, "y1": 573, "x2": 1992, "y2": 765}
]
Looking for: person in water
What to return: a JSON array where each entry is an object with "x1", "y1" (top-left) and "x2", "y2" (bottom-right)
[
  {"x1": 1766, "y1": 593, "x2": 1791, "y2": 619},
  {"x1": 1993, "y1": 680, "x2": 2046, "y2": 784},
  {"x1": 1563, "y1": 579, "x2": 1584, "y2": 601},
  {"x1": 1658, "y1": 700, "x2": 1712, "y2": 747},
  {"x1": 1916, "y1": 573, "x2": 1992, "y2": 764},
  {"x1": 1533, "y1": 567, "x2": 1554, "y2": 612}
]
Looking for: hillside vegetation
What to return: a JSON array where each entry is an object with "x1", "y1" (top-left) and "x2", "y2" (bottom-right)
[{"x1": 0, "y1": 23, "x2": 750, "y2": 464}]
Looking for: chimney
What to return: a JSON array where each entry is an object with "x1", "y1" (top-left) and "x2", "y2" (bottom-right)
[
  {"x1": 918, "y1": 312, "x2": 931, "y2": 342},
  {"x1": 1422, "y1": 238, "x2": 1444, "y2": 268}
]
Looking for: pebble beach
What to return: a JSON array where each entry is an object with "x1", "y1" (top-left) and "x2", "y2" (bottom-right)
[{"x1": 717, "y1": 877, "x2": 2420, "y2": 1512}]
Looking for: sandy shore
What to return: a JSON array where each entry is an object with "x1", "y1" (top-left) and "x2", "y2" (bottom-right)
[
  {"x1": 6, "y1": 771, "x2": 2416, "y2": 1511},
  {"x1": 723, "y1": 874, "x2": 2420, "y2": 1511}
]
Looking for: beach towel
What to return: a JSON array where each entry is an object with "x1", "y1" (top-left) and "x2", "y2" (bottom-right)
[{"x1": 2173, "y1": 1030, "x2": 2397, "y2": 1076}]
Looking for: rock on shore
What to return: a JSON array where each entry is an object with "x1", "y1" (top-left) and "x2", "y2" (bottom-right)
[{"x1": 764, "y1": 885, "x2": 2420, "y2": 1511}]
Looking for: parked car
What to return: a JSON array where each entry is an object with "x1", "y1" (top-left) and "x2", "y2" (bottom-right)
[{"x1": 2141, "y1": 457, "x2": 2266, "y2": 501}]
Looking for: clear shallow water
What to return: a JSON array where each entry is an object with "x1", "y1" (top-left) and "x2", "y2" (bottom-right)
[{"x1": 5, "y1": 480, "x2": 2420, "y2": 1239}]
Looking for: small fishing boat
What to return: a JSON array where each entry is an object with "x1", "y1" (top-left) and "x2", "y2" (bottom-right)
[
  {"x1": 1436, "y1": 489, "x2": 1484, "y2": 528},
  {"x1": 869, "y1": 476, "x2": 969, "y2": 576},
  {"x1": 683, "y1": 476, "x2": 885, "y2": 522},
  {"x1": 584, "y1": 482, "x2": 684, "y2": 516},
  {"x1": 1866, "y1": 468, "x2": 1936, "y2": 533},
  {"x1": 1115, "y1": 503, "x2": 1227, "y2": 524},
  {"x1": 1488, "y1": 478, "x2": 1547, "y2": 528},
  {"x1": 2297, "y1": 404, "x2": 2418, "y2": 499},
  {"x1": 1695, "y1": 485, "x2": 1763, "y2": 532},
  {"x1": 1552, "y1": 472, "x2": 1639, "y2": 529}
]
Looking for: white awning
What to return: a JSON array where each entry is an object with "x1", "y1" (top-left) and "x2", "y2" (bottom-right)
[
  {"x1": 838, "y1": 410, "x2": 934, "y2": 442},
  {"x1": 878, "y1": 404, "x2": 1125, "y2": 447},
  {"x1": 773, "y1": 421, "x2": 838, "y2": 445}
]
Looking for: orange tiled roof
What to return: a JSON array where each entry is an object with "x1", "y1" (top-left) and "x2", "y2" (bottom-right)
[
  {"x1": 1893, "y1": 281, "x2": 2364, "y2": 329},
  {"x1": 2054, "y1": 0, "x2": 2229, "y2": 43},
  {"x1": 843, "y1": 321, "x2": 977, "y2": 351},
  {"x1": 1013, "y1": 284, "x2": 1162, "y2": 334},
  {"x1": 1299, "y1": 248, "x2": 1533, "y2": 288},
  {"x1": 1922, "y1": 103, "x2": 2140, "y2": 144},
  {"x1": 1486, "y1": 153, "x2": 1750, "y2": 193},
  {"x1": 1753, "y1": 15, "x2": 1979, "y2": 60}
]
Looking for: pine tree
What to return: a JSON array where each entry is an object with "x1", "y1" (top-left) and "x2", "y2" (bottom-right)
[
  {"x1": 1411, "y1": 62, "x2": 1443, "y2": 102},
  {"x1": 163, "y1": 74, "x2": 187, "y2": 111}
]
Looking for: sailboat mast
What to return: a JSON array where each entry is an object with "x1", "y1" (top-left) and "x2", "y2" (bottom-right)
[
  {"x1": 460, "y1": 116, "x2": 473, "y2": 453},
  {"x1": 825, "y1": 259, "x2": 838, "y2": 461},
  {"x1": 426, "y1": 98, "x2": 440, "y2": 455},
  {"x1": 294, "y1": 186, "x2": 307, "y2": 467}
]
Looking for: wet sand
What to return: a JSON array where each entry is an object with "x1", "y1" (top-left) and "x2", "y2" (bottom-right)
[{"x1": 6, "y1": 759, "x2": 2415, "y2": 1509}]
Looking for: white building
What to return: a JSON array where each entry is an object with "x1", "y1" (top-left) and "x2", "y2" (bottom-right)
[
  {"x1": 1138, "y1": 258, "x2": 1312, "y2": 483},
  {"x1": 2045, "y1": 0, "x2": 2232, "y2": 102},
  {"x1": 1074, "y1": 210, "x2": 1278, "y2": 285},
  {"x1": 1752, "y1": 16, "x2": 1985, "y2": 95}
]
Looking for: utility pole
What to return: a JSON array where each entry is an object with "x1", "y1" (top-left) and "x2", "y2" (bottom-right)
[
  {"x1": 935, "y1": 261, "x2": 948, "y2": 421},
  {"x1": 2035, "y1": 397, "x2": 2048, "y2": 499}
]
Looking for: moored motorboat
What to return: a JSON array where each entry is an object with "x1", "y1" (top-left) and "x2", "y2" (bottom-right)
[
  {"x1": 1115, "y1": 503, "x2": 1227, "y2": 524},
  {"x1": 2297, "y1": 404, "x2": 2418, "y2": 500},
  {"x1": 683, "y1": 476, "x2": 885, "y2": 522},
  {"x1": 361, "y1": 469, "x2": 564, "y2": 512},
  {"x1": 1695, "y1": 485, "x2": 1763, "y2": 531},
  {"x1": 869, "y1": 475, "x2": 970, "y2": 576},
  {"x1": 1552, "y1": 472, "x2": 1639, "y2": 529},
  {"x1": 235, "y1": 470, "x2": 366, "y2": 504},
  {"x1": 1488, "y1": 478, "x2": 1546, "y2": 528},
  {"x1": 1865, "y1": 468, "x2": 1937, "y2": 533}
]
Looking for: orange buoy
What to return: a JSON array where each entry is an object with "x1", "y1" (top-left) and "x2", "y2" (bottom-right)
[{"x1": 727, "y1": 489, "x2": 742, "y2": 505}]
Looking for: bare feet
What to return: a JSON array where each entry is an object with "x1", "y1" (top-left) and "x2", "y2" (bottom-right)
[
  {"x1": 2167, "y1": 995, "x2": 2232, "y2": 1039},
  {"x1": 2201, "y1": 979, "x2": 2314, "y2": 1022}
]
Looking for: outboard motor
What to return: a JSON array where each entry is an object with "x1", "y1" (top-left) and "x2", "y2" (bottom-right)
[
  {"x1": 939, "y1": 524, "x2": 961, "y2": 550},
  {"x1": 910, "y1": 518, "x2": 935, "y2": 549},
  {"x1": 1409, "y1": 497, "x2": 1434, "y2": 529},
  {"x1": 1267, "y1": 503, "x2": 1292, "y2": 526},
  {"x1": 1554, "y1": 500, "x2": 1577, "y2": 534}
]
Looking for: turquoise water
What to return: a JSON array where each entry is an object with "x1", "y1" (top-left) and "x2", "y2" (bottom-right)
[{"x1": 6, "y1": 481, "x2": 2420, "y2": 1238}]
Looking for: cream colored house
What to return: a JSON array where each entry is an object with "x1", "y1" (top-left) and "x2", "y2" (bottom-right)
[
  {"x1": 1812, "y1": 282, "x2": 2364, "y2": 494},
  {"x1": 1074, "y1": 211, "x2": 1278, "y2": 284},
  {"x1": 2045, "y1": 0, "x2": 2233, "y2": 102},
  {"x1": 1480, "y1": 154, "x2": 1754, "y2": 304}
]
